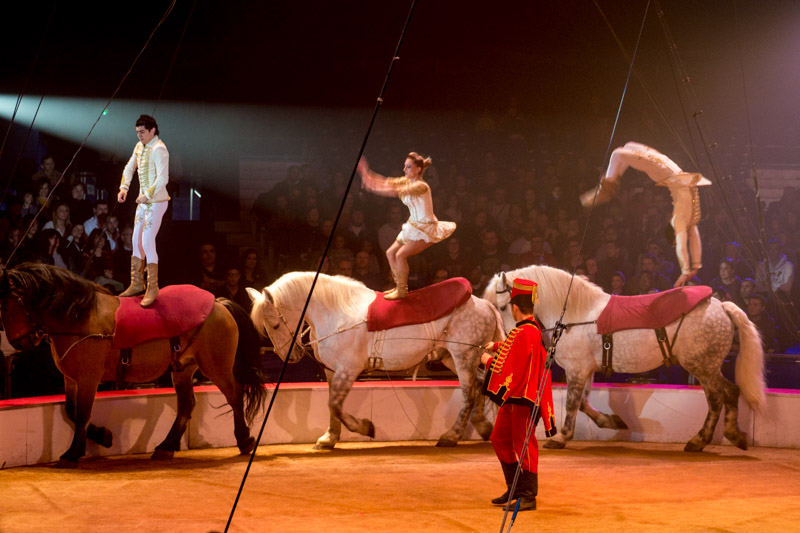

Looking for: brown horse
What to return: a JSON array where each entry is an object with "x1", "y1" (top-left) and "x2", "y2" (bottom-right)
[{"x1": 0, "y1": 263, "x2": 269, "y2": 468}]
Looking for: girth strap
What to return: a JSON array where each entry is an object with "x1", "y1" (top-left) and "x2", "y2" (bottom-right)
[
  {"x1": 601, "y1": 333, "x2": 613, "y2": 377},
  {"x1": 655, "y1": 313, "x2": 686, "y2": 368}
]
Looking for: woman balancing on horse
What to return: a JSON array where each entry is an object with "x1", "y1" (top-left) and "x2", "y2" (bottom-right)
[
  {"x1": 481, "y1": 278, "x2": 556, "y2": 512},
  {"x1": 118, "y1": 114, "x2": 170, "y2": 307},
  {"x1": 358, "y1": 152, "x2": 455, "y2": 300},
  {"x1": 579, "y1": 141, "x2": 711, "y2": 287}
]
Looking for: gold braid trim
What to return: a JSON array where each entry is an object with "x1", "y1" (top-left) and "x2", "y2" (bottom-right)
[{"x1": 489, "y1": 327, "x2": 520, "y2": 375}]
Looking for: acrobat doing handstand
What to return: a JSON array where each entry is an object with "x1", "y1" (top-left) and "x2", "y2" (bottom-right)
[{"x1": 580, "y1": 141, "x2": 711, "y2": 287}]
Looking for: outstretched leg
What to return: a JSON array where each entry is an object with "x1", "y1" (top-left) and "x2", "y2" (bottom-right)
[
  {"x1": 684, "y1": 373, "x2": 726, "y2": 452},
  {"x1": 578, "y1": 375, "x2": 627, "y2": 430},
  {"x1": 58, "y1": 378, "x2": 101, "y2": 468},
  {"x1": 317, "y1": 368, "x2": 375, "y2": 449},
  {"x1": 544, "y1": 369, "x2": 589, "y2": 449}
]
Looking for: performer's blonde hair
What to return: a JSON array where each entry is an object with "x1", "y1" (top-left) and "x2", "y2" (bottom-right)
[{"x1": 407, "y1": 152, "x2": 432, "y2": 173}]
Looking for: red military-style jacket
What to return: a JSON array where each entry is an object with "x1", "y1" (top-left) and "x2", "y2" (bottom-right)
[{"x1": 483, "y1": 317, "x2": 557, "y2": 437}]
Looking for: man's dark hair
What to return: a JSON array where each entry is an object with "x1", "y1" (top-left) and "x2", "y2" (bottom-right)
[
  {"x1": 135, "y1": 114, "x2": 159, "y2": 135},
  {"x1": 511, "y1": 294, "x2": 534, "y2": 315}
]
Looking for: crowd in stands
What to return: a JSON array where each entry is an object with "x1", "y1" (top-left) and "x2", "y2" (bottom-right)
[{"x1": 2, "y1": 120, "x2": 799, "y2": 397}]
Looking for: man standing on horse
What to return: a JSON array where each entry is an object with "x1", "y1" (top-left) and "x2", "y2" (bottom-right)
[
  {"x1": 481, "y1": 278, "x2": 556, "y2": 511},
  {"x1": 118, "y1": 114, "x2": 170, "y2": 307}
]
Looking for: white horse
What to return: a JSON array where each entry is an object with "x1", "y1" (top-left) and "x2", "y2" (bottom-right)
[
  {"x1": 483, "y1": 266, "x2": 766, "y2": 452},
  {"x1": 248, "y1": 272, "x2": 504, "y2": 449}
]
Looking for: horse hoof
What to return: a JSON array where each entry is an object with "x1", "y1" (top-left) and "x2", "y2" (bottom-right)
[
  {"x1": 364, "y1": 420, "x2": 375, "y2": 439},
  {"x1": 54, "y1": 458, "x2": 79, "y2": 469},
  {"x1": 473, "y1": 421, "x2": 493, "y2": 441},
  {"x1": 151, "y1": 448, "x2": 174, "y2": 460},
  {"x1": 87, "y1": 426, "x2": 113, "y2": 448},
  {"x1": 725, "y1": 432, "x2": 748, "y2": 450},
  {"x1": 683, "y1": 441, "x2": 705, "y2": 453},
  {"x1": 238, "y1": 437, "x2": 256, "y2": 455},
  {"x1": 610, "y1": 415, "x2": 628, "y2": 430},
  {"x1": 313, "y1": 442, "x2": 335, "y2": 451},
  {"x1": 543, "y1": 438, "x2": 566, "y2": 450},
  {"x1": 435, "y1": 438, "x2": 457, "y2": 447}
]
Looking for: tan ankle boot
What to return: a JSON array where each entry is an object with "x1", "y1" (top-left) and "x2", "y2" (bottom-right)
[
  {"x1": 120, "y1": 256, "x2": 146, "y2": 297},
  {"x1": 140, "y1": 263, "x2": 159, "y2": 307},
  {"x1": 384, "y1": 270, "x2": 398, "y2": 294},
  {"x1": 385, "y1": 270, "x2": 408, "y2": 300},
  {"x1": 580, "y1": 177, "x2": 619, "y2": 207}
]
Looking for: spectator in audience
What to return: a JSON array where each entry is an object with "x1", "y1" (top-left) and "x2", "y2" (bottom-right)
[
  {"x1": 42, "y1": 202, "x2": 71, "y2": 238},
  {"x1": 475, "y1": 228, "x2": 511, "y2": 278},
  {"x1": 63, "y1": 223, "x2": 86, "y2": 273},
  {"x1": 609, "y1": 271, "x2": 626, "y2": 295},
  {"x1": 102, "y1": 214, "x2": 121, "y2": 251},
  {"x1": 82, "y1": 199, "x2": 110, "y2": 236},
  {"x1": 747, "y1": 295, "x2": 779, "y2": 353},
  {"x1": 628, "y1": 254, "x2": 671, "y2": 294},
  {"x1": 597, "y1": 239, "x2": 630, "y2": 291},
  {"x1": 709, "y1": 258, "x2": 744, "y2": 308},
  {"x1": 239, "y1": 248, "x2": 267, "y2": 290},
  {"x1": 432, "y1": 267, "x2": 449, "y2": 284},
  {"x1": 756, "y1": 239, "x2": 794, "y2": 299},
  {"x1": 739, "y1": 278, "x2": 757, "y2": 309},
  {"x1": 328, "y1": 234, "x2": 355, "y2": 270},
  {"x1": 35, "y1": 180, "x2": 53, "y2": 212},
  {"x1": 113, "y1": 225, "x2": 134, "y2": 287},
  {"x1": 515, "y1": 235, "x2": 557, "y2": 269},
  {"x1": 352, "y1": 250, "x2": 383, "y2": 290},
  {"x1": 82, "y1": 229, "x2": 122, "y2": 293},
  {"x1": 377, "y1": 204, "x2": 404, "y2": 253},
  {"x1": 67, "y1": 182, "x2": 93, "y2": 227},
  {"x1": 559, "y1": 238, "x2": 585, "y2": 272},
  {"x1": 584, "y1": 257, "x2": 599, "y2": 285},
  {"x1": 335, "y1": 258, "x2": 354, "y2": 277},
  {"x1": 19, "y1": 191, "x2": 38, "y2": 218},
  {"x1": 31, "y1": 154, "x2": 62, "y2": 189},
  {"x1": 16, "y1": 214, "x2": 40, "y2": 264},
  {"x1": 216, "y1": 266, "x2": 252, "y2": 310},
  {"x1": 192, "y1": 241, "x2": 226, "y2": 293},
  {"x1": 341, "y1": 206, "x2": 375, "y2": 251}
]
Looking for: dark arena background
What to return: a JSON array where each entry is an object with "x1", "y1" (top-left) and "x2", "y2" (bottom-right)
[{"x1": 2, "y1": 1, "x2": 800, "y2": 532}]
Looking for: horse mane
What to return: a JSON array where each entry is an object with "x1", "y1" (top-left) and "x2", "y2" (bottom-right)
[
  {"x1": 4, "y1": 262, "x2": 109, "y2": 321},
  {"x1": 266, "y1": 272, "x2": 375, "y2": 321},
  {"x1": 484, "y1": 265, "x2": 608, "y2": 323}
]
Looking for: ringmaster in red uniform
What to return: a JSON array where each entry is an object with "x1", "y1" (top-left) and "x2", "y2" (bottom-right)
[{"x1": 481, "y1": 278, "x2": 556, "y2": 511}]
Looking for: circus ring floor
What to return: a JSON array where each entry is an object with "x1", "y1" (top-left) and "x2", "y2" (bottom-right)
[{"x1": 2, "y1": 382, "x2": 800, "y2": 532}]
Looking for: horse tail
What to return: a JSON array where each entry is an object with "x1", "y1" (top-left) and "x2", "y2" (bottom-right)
[
  {"x1": 218, "y1": 298, "x2": 270, "y2": 425},
  {"x1": 721, "y1": 300, "x2": 766, "y2": 412}
]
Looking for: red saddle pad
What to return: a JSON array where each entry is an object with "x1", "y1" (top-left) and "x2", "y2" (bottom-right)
[
  {"x1": 367, "y1": 277, "x2": 472, "y2": 332},
  {"x1": 596, "y1": 285, "x2": 712, "y2": 335},
  {"x1": 113, "y1": 285, "x2": 216, "y2": 349}
]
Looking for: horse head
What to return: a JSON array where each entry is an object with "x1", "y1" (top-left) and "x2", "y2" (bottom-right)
[
  {"x1": 0, "y1": 269, "x2": 48, "y2": 351},
  {"x1": 247, "y1": 287, "x2": 306, "y2": 363}
]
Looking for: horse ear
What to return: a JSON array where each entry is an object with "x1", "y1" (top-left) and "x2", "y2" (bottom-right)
[
  {"x1": 246, "y1": 287, "x2": 261, "y2": 303},
  {"x1": 263, "y1": 289, "x2": 274, "y2": 304}
]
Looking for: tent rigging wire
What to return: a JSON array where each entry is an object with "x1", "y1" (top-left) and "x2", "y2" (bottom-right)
[
  {"x1": 0, "y1": 2, "x2": 58, "y2": 212},
  {"x1": 223, "y1": 2, "x2": 420, "y2": 530},
  {"x1": 152, "y1": 0, "x2": 198, "y2": 115},
  {"x1": 4, "y1": 0, "x2": 178, "y2": 267},
  {"x1": 499, "y1": 3, "x2": 651, "y2": 532}
]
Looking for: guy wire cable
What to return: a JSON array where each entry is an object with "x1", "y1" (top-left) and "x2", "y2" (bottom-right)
[
  {"x1": 652, "y1": 0, "x2": 763, "y2": 262},
  {"x1": 223, "y1": 2, "x2": 420, "y2": 530},
  {"x1": 152, "y1": 0, "x2": 198, "y2": 115},
  {"x1": 3, "y1": 0, "x2": 178, "y2": 267},
  {"x1": 498, "y1": 3, "x2": 650, "y2": 531},
  {"x1": 0, "y1": 95, "x2": 45, "y2": 212},
  {"x1": 0, "y1": 1, "x2": 58, "y2": 203},
  {"x1": 731, "y1": 0, "x2": 799, "y2": 338}
]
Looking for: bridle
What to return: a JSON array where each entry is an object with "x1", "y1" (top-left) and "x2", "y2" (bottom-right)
[
  {"x1": 0, "y1": 291, "x2": 48, "y2": 351},
  {"x1": 495, "y1": 272, "x2": 512, "y2": 311},
  {"x1": 261, "y1": 307, "x2": 312, "y2": 361}
]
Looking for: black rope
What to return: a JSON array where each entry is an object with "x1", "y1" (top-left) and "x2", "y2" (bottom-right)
[
  {"x1": 499, "y1": 3, "x2": 651, "y2": 531},
  {"x1": 223, "y1": 2, "x2": 420, "y2": 530},
  {"x1": 152, "y1": 0, "x2": 198, "y2": 115}
]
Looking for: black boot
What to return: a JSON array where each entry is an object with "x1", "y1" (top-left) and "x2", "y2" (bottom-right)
[
  {"x1": 515, "y1": 470, "x2": 538, "y2": 511},
  {"x1": 491, "y1": 462, "x2": 518, "y2": 505}
]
